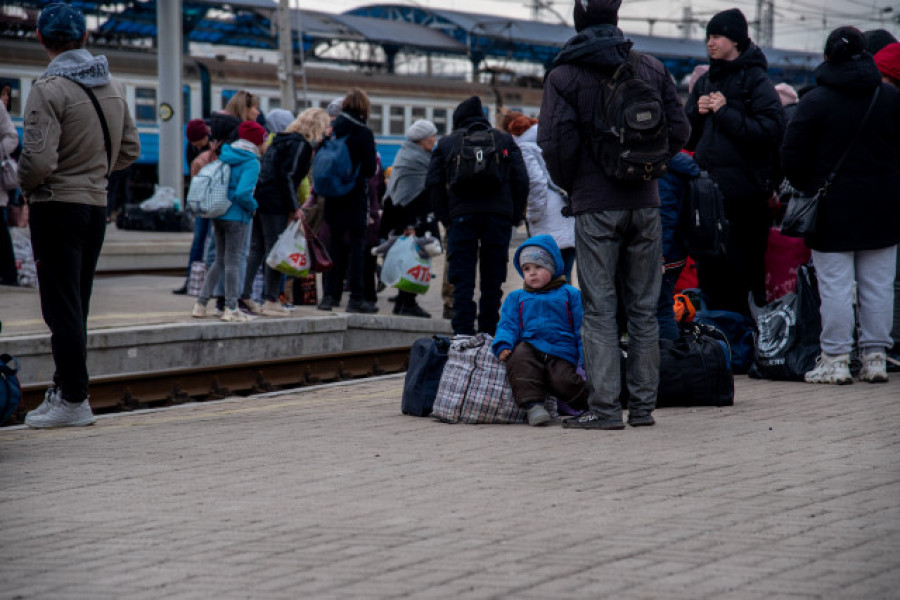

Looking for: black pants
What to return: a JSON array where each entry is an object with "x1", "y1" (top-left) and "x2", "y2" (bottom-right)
[
  {"x1": 30, "y1": 202, "x2": 107, "y2": 402},
  {"x1": 504, "y1": 341, "x2": 589, "y2": 409},
  {"x1": 0, "y1": 209, "x2": 17, "y2": 284}
]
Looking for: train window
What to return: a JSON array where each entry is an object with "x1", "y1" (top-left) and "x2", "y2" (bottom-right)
[
  {"x1": 183, "y1": 85, "x2": 191, "y2": 122},
  {"x1": 369, "y1": 104, "x2": 383, "y2": 136},
  {"x1": 221, "y1": 89, "x2": 237, "y2": 109},
  {"x1": 135, "y1": 87, "x2": 157, "y2": 124},
  {"x1": 432, "y1": 108, "x2": 448, "y2": 135},
  {"x1": 0, "y1": 78, "x2": 20, "y2": 115},
  {"x1": 269, "y1": 98, "x2": 281, "y2": 111},
  {"x1": 411, "y1": 106, "x2": 426, "y2": 121},
  {"x1": 389, "y1": 106, "x2": 404, "y2": 136}
]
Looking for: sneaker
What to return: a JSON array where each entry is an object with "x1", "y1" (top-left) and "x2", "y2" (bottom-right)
[
  {"x1": 172, "y1": 284, "x2": 188, "y2": 295},
  {"x1": 26, "y1": 398, "x2": 95, "y2": 428},
  {"x1": 396, "y1": 303, "x2": 431, "y2": 319},
  {"x1": 26, "y1": 386, "x2": 60, "y2": 419},
  {"x1": 317, "y1": 296, "x2": 334, "y2": 311},
  {"x1": 561, "y1": 412, "x2": 625, "y2": 430},
  {"x1": 804, "y1": 353, "x2": 853, "y2": 385},
  {"x1": 221, "y1": 307, "x2": 251, "y2": 322},
  {"x1": 526, "y1": 404, "x2": 551, "y2": 427},
  {"x1": 191, "y1": 302, "x2": 207, "y2": 318},
  {"x1": 211, "y1": 306, "x2": 224, "y2": 318},
  {"x1": 346, "y1": 299, "x2": 378, "y2": 314},
  {"x1": 859, "y1": 351, "x2": 888, "y2": 383},
  {"x1": 261, "y1": 300, "x2": 290, "y2": 317},
  {"x1": 239, "y1": 298, "x2": 262, "y2": 315},
  {"x1": 628, "y1": 413, "x2": 656, "y2": 427}
]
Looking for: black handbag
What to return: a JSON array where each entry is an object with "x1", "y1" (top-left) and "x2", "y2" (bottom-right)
[{"x1": 781, "y1": 86, "x2": 880, "y2": 238}]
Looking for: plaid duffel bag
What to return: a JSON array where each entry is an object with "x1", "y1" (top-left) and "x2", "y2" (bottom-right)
[{"x1": 431, "y1": 333, "x2": 526, "y2": 424}]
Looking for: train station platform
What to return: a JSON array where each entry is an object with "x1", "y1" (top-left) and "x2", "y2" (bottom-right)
[{"x1": 1, "y1": 373, "x2": 898, "y2": 598}]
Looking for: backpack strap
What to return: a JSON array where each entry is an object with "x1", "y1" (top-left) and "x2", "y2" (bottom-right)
[{"x1": 69, "y1": 79, "x2": 113, "y2": 176}]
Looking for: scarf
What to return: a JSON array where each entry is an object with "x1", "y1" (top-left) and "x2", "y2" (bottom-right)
[
  {"x1": 386, "y1": 140, "x2": 431, "y2": 207},
  {"x1": 524, "y1": 276, "x2": 567, "y2": 293}
]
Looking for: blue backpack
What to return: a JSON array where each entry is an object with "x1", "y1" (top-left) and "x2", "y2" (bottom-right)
[
  {"x1": 1, "y1": 354, "x2": 22, "y2": 426},
  {"x1": 312, "y1": 135, "x2": 359, "y2": 198}
]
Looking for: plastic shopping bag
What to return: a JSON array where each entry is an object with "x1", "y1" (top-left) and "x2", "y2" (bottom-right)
[
  {"x1": 266, "y1": 220, "x2": 310, "y2": 277},
  {"x1": 381, "y1": 236, "x2": 431, "y2": 295}
]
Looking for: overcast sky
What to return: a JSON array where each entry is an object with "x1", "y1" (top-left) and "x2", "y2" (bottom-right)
[{"x1": 295, "y1": 0, "x2": 899, "y2": 52}]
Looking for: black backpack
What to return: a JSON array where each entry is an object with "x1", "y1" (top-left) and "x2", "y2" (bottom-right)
[
  {"x1": 446, "y1": 123, "x2": 505, "y2": 194},
  {"x1": 681, "y1": 170, "x2": 729, "y2": 260},
  {"x1": 591, "y1": 51, "x2": 670, "y2": 182}
]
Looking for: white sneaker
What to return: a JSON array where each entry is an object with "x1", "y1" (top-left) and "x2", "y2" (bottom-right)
[
  {"x1": 261, "y1": 300, "x2": 290, "y2": 317},
  {"x1": 805, "y1": 353, "x2": 853, "y2": 385},
  {"x1": 221, "y1": 307, "x2": 251, "y2": 322},
  {"x1": 26, "y1": 386, "x2": 60, "y2": 419},
  {"x1": 191, "y1": 302, "x2": 207, "y2": 318},
  {"x1": 859, "y1": 351, "x2": 888, "y2": 383},
  {"x1": 240, "y1": 298, "x2": 263, "y2": 315},
  {"x1": 25, "y1": 398, "x2": 95, "y2": 428}
]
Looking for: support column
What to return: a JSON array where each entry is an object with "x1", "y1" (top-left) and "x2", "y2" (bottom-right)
[{"x1": 157, "y1": 0, "x2": 184, "y2": 204}]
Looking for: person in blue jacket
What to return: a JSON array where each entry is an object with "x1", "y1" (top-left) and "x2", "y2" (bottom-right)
[
  {"x1": 192, "y1": 121, "x2": 265, "y2": 323},
  {"x1": 493, "y1": 235, "x2": 588, "y2": 426}
]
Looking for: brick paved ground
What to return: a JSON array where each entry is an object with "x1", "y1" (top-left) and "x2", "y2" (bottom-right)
[{"x1": 1, "y1": 375, "x2": 898, "y2": 599}]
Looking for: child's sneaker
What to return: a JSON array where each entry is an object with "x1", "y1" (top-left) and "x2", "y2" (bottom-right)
[
  {"x1": 858, "y1": 351, "x2": 888, "y2": 383},
  {"x1": 526, "y1": 404, "x2": 551, "y2": 427},
  {"x1": 804, "y1": 353, "x2": 853, "y2": 385},
  {"x1": 26, "y1": 398, "x2": 95, "y2": 428},
  {"x1": 191, "y1": 302, "x2": 206, "y2": 318}
]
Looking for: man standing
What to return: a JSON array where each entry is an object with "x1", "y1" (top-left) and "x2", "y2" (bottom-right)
[
  {"x1": 427, "y1": 95, "x2": 529, "y2": 337},
  {"x1": 19, "y1": 3, "x2": 140, "y2": 428},
  {"x1": 539, "y1": 0, "x2": 689, "y2": 429},
  {"x1": 685, "y1": 8, "x2": 785, "y2": 316}
]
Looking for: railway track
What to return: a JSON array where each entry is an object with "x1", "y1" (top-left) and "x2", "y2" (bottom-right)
[{"x1": 12, "y1": 347, "x2": 411, "y2": 424}]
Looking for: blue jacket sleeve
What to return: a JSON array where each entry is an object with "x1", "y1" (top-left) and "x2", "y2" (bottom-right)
[
  {"x1": 231, "y1": 161, "x2": 259, "y2": 214},
  {"x1": 492, "y1": 292, "x2": 522, "y2": 357}
]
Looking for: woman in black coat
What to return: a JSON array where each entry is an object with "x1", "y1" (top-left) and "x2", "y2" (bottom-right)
[{"x1": 782, "y1": 26, "x2": 900, "y2": 385}]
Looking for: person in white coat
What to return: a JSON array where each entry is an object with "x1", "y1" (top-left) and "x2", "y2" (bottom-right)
[{"x1": 509, "y1": 115, "x2": 577, "y2": 282}]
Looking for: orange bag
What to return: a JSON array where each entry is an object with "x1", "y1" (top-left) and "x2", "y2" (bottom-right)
[{"x1": 673, "y1": 294, "x2": 696, "y2": 323}]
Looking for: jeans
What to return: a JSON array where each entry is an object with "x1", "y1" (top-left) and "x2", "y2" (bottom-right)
[
  {"x1": 184, "y1": 216, "x2": 210, "y2": 280},
  {"x1": 199, "y1": 220, "x2": 247, "y2": 310},
  {"x1": 242, "y1": 212, "x2": 288, "y2": 302},
  {"x1": 560, "y1": 247, "x2": 576, "y2": 284},
  {"x1": 447, "y1": 213, "x2": 512, "y2": 336},
  {"x1": 576, "y1": 209, "x2": 662, "y2": 421},
  {"x1": 893, "y1": 246, "x2": 900, "y2": 351},
  {"x1": 29, "y1": 202, "x2": 107, "y2": 402},
  {"x1": 812, "y1": 246, "x2": 896, "y2": 355},
  {"x1": 657, "y1": 265, "x2": 684, "y2": 341},
  {"x1": 211, "y1": 221, "x2": 252, "y2": 300}
]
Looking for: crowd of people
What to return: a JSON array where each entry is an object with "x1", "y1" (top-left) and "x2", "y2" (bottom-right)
[{"x1": 11, "y1": 1, "x2": 900, "y2": 430}]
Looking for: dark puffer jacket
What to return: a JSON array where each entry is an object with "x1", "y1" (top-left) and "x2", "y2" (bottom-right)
[
  {"x1": 685, "y1": 44, "x2": 785, "y2": 201},
  {"x1": 322, "y1": 111, "x2": 377, "y2": 228},
  {"x1": 539, "y1": 25, "x2": 690, "y2": 214},
  {"x1": 253, "y1": 132, "x2": 312, "y2": 214},
  {"x1": 426, "y1": 96, "x2": 529, "y2": 226},
  {"x1": 781, "y1": 56, "x2": 900, "y2": 252}
]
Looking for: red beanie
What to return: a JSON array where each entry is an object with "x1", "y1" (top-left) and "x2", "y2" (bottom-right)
[
  {"x1": 237, "y1": 121, "x2": 266, "y2": 146},
  {"x1": 185, "y1": 118, "x2": 209, "y2": 142},
  {"x1": 875, "y1": 42, "x2": 900, "y2": 81}
]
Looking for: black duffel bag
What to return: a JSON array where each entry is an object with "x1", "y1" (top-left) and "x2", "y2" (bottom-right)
[
  {"x1": 657, "y1": 323, "x2": 734, "y2": 407},
  {"x1": 402, "y1": 336, "x2": 451, "y2": 417}
]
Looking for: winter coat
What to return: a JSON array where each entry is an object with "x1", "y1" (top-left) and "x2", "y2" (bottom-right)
[
  {"x1": 685, "y1": 44, "x2": 785, "y2": 202},
  {"x1": 254, "y1": 132, "x2": 311, "y2": 214},
  {"x1": 381, "y1": 141, "x2": 436, "y2": 237},
  {"x1": 781, "y1": 56, "x2": 900, "y2": 252},
  {"x1": 514, "y1": 124, "x2": 575, "y2": 250},
  {"x1": 426, "y1": 96, "x2": 529, "y2": 226},
  {"x1": 322, "y1": 111, "x2": 377, "y2": 230},
  {"x1": 658, "y1": 151, "x2": 701, "y2": 266},
  {"x1": 539, "y1": 25, "x2": 690, "y2": 214},
  {"x1": 492, "y1": 234, "x2": 584, "y2": 366},
  {"x1": 18, "y1": 49, "x2": 140, "y2": 206},
  {"x1": 0, "y1": 101, "x2": 18, "y2": 208},
  {"x1": 217, "y1": 140, "x2": 259, "y2": 224}
]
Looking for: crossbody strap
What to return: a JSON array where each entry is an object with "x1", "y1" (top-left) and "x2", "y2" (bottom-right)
[
  {"x1": 70, "y1": 80, "x2": 113, "y2": 176},
  {"x1": 825, "y1": 86, "x2": 881, "y2": 189}
]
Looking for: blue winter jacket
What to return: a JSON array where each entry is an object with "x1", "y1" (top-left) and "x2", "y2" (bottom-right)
[
  {"x1": 658, "y1": 151, "x2": 700, "y2": 267},
  {"x1": 492, "y1": 234, "x2": 584, "y2": 367},
  {"x1": 217, "y1": 142, "x2": 259, "y2": 224}
]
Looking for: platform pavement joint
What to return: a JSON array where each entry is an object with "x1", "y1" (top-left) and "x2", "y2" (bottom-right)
[{"x1": 0, "y1": 374, "x2": 898, "y2": 598}]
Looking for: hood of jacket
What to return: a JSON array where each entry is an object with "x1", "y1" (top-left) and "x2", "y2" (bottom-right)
[
  {"x1": 814, "y1": 55, "x2": 882, "y2": 94},
  {"x1": 667, "y1": 151, "x2": 701, "y2": 178},
  {"x1": 549, "y1": 24, "x2": 632, "y2": 71},
  {"x1": 452, "y1": 96, "x2": 490, "y2": 130},
  {"x1": 209, "y1": 111, "x2": 241, "y2": 144},
  {"x1": 708, "y1": 43, "x2": 768, "y2": 82},
  {"x1": 42, "y1": 49, "x2": 110, "y2": 87},
  {"x1": 270, "y1": 131, "x2": 306, "y2": 151},
  {"x1": 515, "y1": 123, "x2": 539, "y2": 145},
  {"x1": 513, "y1": 234, "x2": 565, "y2": 279},
  {"x1": 219, "y1": 141, "x2": 258, "y2": 166}
]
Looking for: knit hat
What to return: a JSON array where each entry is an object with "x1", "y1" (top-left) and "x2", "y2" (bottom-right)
[
  {"x1": 326, "y1": 98, "x2": 343, "y2": 118},
  {"x1": 706, "y1": 8, "x2": 749, "y2": 52},
  {"x1": 266, "y1": 109, "x2": 294, "y2": 134},
  {"x1": 518, "y1": 245, "x2": 555, "y2": 272},
  {"x1": 38, "y1": 3, "x2": 86, "y2": 42},
  {"x1": 825, "y1": 26, "x2": 867, "y2": 63},
  {"x1": 185, "y1": 119, "x2": 209, "y2": 142},
  {"x1": 774, "y1": 82, "x2": 798, "y2": 107},
  {"x1": 405, "y1": 119, "x2": 437, "y2": 142},
  {"x1": 573, "y1": 0, "x2": 621, "y2": 32},
  {"x1": 864, "y1": 29, "x2": 898, "y2": 55},
  {"x1": 875, "y1": 42, "x2": 900, "y2": 81},
  {"x1": 237, "y1": 121, "x2": 267, "y2": 146}
]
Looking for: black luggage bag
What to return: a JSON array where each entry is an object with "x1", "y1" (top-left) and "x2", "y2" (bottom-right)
[
  {"x1": 117, "y1": 205, "x2": 192, "y2": 232},
  {"x1": 402, "y1": 336, "x2": 451, "y2": 416}
]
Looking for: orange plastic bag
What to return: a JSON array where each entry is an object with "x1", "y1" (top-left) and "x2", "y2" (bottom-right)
[{"x1": 673, "y1": 294, "x2": 696, "y2": 323}]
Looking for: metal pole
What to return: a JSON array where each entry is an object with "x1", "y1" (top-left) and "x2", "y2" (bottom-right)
[
  {"x1": 157, "y1": 0, "x2": 184, "y2": 205},
  {"x1": 277, "y1": 0, "x2": 297, "y2": 113}
]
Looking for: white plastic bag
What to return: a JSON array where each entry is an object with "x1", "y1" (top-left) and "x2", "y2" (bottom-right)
[
  {"x1": 381, "y1": 235, "x2": 431, "y2": 294},
  {"x1": 266, "y1": 220, "x2": 309, "y2": 277},
  {"x1": 140, "y1": 185, "x2": 178, "y2": 211}
]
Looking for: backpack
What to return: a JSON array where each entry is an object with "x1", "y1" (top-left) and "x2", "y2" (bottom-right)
[
  {"x1": 681, "y1": 170, "x2": 729, "y2": 260},
  {"x1": 402, "y1": 336, "x2": 451, "y2": 417},
  {"x1": 312, "y1": 135, "x2": 359, "y2": 198},
  {"x1": 1, "y1": 354, "x2": 22, "y2": 426},
  {"x1": 187, "y1": 160, "x2": 232, "y2": 218},
  {"x1": 591, "y1": 51, "x2": 670, "y2": 182},
  {"x1": 445, "y1": 123, "x2": 505, "y2": 194}
]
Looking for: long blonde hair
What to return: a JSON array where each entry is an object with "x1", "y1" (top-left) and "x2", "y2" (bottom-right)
[
  {"x1": 223, "y1": 90, "x2": 259, "y2": 122},
  {"x1": 286, "y1": 107, "x2": 330, "y2": 144}
]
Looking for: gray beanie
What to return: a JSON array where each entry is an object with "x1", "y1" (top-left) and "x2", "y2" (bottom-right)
[
  {"x1": 266, "y1": 109, "x2": 294, "y2": 134},
  {"x1": 406, "y1": 119, "x2": 437, "y2": 142},
  {"x1": 518, "y1": 246, "x2": 555, "y2": 272},
  {"x1": 326, "y1": 98, "x2": 343, "y2": 118}
]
